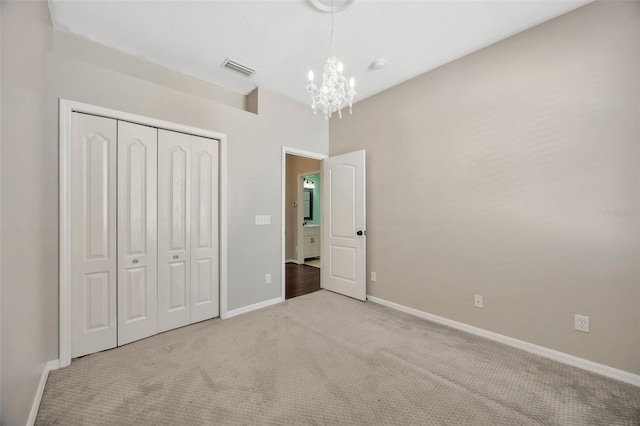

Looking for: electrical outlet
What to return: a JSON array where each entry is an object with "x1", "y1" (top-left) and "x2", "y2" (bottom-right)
[
  {"x1": 265, "y1": 273, "x2": 271, "y2": 284},
  {"x1": 474, "y1": 295, "x2": 483, "y2": 308},
  {"x1": 575, "y1": 314, "x2": 589, "y2": 333},
  {"x1": 371, "y1": 272, "x2": 377, "y2": 282}
]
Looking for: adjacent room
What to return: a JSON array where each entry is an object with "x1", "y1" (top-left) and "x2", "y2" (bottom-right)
[{"x1": 1, "y1": 0, "x2": 639, "y2": 424}]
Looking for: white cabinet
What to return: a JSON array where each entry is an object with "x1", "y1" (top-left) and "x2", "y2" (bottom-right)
[
  {"x1": 71, "y1": 112, "x2": 219, "y2": 358},
  {"x1": 303, "y1": 226, "x2": 321, "y2": 259}
]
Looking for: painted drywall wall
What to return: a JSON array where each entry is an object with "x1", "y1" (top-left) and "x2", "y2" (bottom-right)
[
  {"x1": 330, "y1": 0, "x2": 640, "y2": 375},
  {"x1": 0, "y1": 0, "x2": 3, "y2": 418},
  {"x1": 285, "y1": 155, "x2": 321, "y2": 261},
  {"x1": 1, "y1": 1, "x2": 328, "y2": 423},
  {"x1": 1, "y1": 2, "x2": 53, "y2": 424}
]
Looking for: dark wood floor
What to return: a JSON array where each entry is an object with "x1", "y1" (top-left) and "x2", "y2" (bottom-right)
[{"x1": 285, "y1": 262, "x2": 320, "y2": 300}]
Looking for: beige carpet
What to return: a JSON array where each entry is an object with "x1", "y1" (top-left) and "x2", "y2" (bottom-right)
[{"x1": 37, "y1": 290, "x2": 640, "y2": 425}]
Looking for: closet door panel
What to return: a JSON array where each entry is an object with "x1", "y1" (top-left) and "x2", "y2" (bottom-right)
[
  {"x1": 158, "y1": 130, "x2": 191, "y2": 332},
  {"x1": 117, "y1": 121, "x2": 158, "y2": 346},
  {"x1": 191, "y1": 136, "x2": 219, "y2": 322},
  {"x1": 71, "y1": 113, "x2": 117, "y2": 358}
]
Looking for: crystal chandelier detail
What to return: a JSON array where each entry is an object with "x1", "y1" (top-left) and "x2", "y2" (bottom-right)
[{"x1": 306, "y1": 1, "x2": 356, "y2": 119}]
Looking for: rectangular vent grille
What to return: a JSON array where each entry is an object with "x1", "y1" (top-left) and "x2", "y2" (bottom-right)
[{"x1": 221, "y1": 58, "x2": 256, "y2": 77}]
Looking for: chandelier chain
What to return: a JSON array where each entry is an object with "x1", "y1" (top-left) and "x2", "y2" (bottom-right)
[{"x1": 330, "y1": 1, "x2": 334, "y2": 54}]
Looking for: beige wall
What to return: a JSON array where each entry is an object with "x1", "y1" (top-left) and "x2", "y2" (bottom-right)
[
  {"x1": 0, "y1": 0, "x2": 3, "y2": 417},
  {"x1": 331, "y1": 1, "x2": 640, "y2": 375},
  {"x1": 1, "y1": 1, "x2": 328, "y2": 423},
  {"x1": 2, "y1": 3, "x2": 52, "y2": 424},
  {"x1": 285, "y1": 155, "x2": 321, "y2": 261}
]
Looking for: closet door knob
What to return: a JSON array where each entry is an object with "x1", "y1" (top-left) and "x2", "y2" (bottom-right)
[
  {"x1": 132, "y1": 259, "x2": 139, "y2": 264},
  {"x1": 173, "y1": 255, "x2": 179, "y2": 260}
]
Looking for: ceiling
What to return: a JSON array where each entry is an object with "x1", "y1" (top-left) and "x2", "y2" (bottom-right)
[{"x1": 48, "y1": 0, "x2": 592, "y2": 107}]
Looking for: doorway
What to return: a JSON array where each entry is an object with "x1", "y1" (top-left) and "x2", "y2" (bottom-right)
[
  {"x1": 281, "y1": 147, "x2": 367, "y2": 302},
  {"x1": 282, "y1": 148, "x2": 327, "y2": 300}
]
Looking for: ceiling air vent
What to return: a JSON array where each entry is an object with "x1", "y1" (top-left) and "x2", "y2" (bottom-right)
[{"x1": 221, "y1": 58, "x2": 256, "y2": 78}]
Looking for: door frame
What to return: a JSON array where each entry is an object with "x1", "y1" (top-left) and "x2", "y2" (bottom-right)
[
  {"x1": 281, "y1": 147, "x2": 327, "y2": 301},
  {"x1": 59, "y1": 99, "x2": 228, "y2": 367}
]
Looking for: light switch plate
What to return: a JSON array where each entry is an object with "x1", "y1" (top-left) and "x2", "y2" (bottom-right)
[{"x1": 255, "y1": 215, "x2": 271, "y2": 225}]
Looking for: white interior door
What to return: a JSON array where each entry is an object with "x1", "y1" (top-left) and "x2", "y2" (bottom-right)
[
  {"x1": 157, "y1": 129, "x2": 192, "y2": 332},
  {"x1": 117, "y1": 121, "x2": 158, "y2": 345},
  {"x1": 71, "y1": 113, "x2": 118, "y2": 357},
  {"x1": 190, "y1": 136, "x2": 220, "y2": 323},
  {"x1": 321, "y1": 150, "x2": 366, "y2": 301}
]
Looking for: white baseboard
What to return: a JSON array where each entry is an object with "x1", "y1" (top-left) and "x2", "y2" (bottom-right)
[
  {"x1": 367, "y1": 295, "x2": 640, "y2": 387},
  {"x1": 225, "y1": 297, "x2": 282, "y2": 319},
  {"x1": 27, "y1": 359, "x2": 60, "y2": 426},
  {"x1": 285, "y1": 259, "x2": 300, "y2": 264}
]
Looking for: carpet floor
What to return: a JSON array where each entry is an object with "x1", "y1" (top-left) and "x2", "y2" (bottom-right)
[{"x1": 37, "y1": 290, "x2": 640, "y2": 425}]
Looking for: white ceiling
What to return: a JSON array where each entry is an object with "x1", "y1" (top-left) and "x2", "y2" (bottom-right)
[{"x1": 48, "y1": 0, "x2": 592, "y2": 107}]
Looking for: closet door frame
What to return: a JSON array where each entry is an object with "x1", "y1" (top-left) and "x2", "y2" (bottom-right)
[{"x1": 59, "y1": 99, "x2": 228, "y2": 368}]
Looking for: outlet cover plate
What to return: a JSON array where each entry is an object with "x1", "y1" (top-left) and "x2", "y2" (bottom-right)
[
  {"x1": 575, "y1": 314, "x2": 589, "y2": 332},
  {"x1": 474, "y1": 295, "x2": 483, "y2": 308},
  {"x1": 371, "y1": 272, "x2": 377, "y2": 282}
]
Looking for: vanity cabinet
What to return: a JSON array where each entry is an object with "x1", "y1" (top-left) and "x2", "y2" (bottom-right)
[{"x1": 303, "y1": 226, "x2": 321, "y2": 259}]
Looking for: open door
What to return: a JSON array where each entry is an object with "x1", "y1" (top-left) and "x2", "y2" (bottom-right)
[{"x1": 321, "y1": 150, "x2": 366, "y2": 301}]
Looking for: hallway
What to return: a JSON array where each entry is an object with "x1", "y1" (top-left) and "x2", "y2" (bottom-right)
[{"x1": 285, "y1": 262, "x2": 320, "y2": 299}]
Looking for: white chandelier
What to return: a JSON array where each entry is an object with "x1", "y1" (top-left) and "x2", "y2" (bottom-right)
[{"x1": 306, "y1": 1, "x2": 356, "y2": 119}]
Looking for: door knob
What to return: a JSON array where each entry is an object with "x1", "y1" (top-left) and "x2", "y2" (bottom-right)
[
  {"x1": 132, "y1": 259, "x2": 139, "y2": 264},
  {"x1": 356, "y1": 230, "x2": 365, "y2": 236},
  {"x1": 173, "y1": 255, "x2": 179, "y2": 260}
]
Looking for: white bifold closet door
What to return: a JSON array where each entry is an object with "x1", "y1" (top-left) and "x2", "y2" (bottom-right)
[
  {"x1": 190, "y1": 135, "x2": 219, "y2": 323},
  {"x1": 157, "y1": 129, "x2": 219, "y2": 332},
  {"x1": 71, "y1": 113, "x2": 118, "y2": 358},
  {"x1": 71, "y1": 113, "x2": 219, "y2": 358},
  {"x1": 117, "y1": 121, "x2": 158, "y2": 345}
]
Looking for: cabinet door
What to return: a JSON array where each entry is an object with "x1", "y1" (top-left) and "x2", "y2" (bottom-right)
[
  {"x1": 117, "y1": 121, "x2": 158, "y2": 345},
  {"x1": 157, "y1": 130, "x2": 191, "y2": 332},
  {"x1": 311, "y1": 236, "x2": 321, "y2": 257},
  {"x1": 190, "y1": 136, "x2": 219, "y2": 323},
  {"x1": 71, "y1": 113, "x2": 117, "y2": 357},
  {"x1": 304, "y1": 236, "x2": 312, "y2": 259}
]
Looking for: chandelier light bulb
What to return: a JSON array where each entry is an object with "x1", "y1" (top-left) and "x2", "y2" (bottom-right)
[
  {"x1": 337, "y1": 62, "x2": 344, "y2": 73},
  {"x1": 349, "y1": 77, "x2": 355, "y2": 88},
  {"x1": 308, "y1": 70, "x2": 314, "y2": 82}
]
